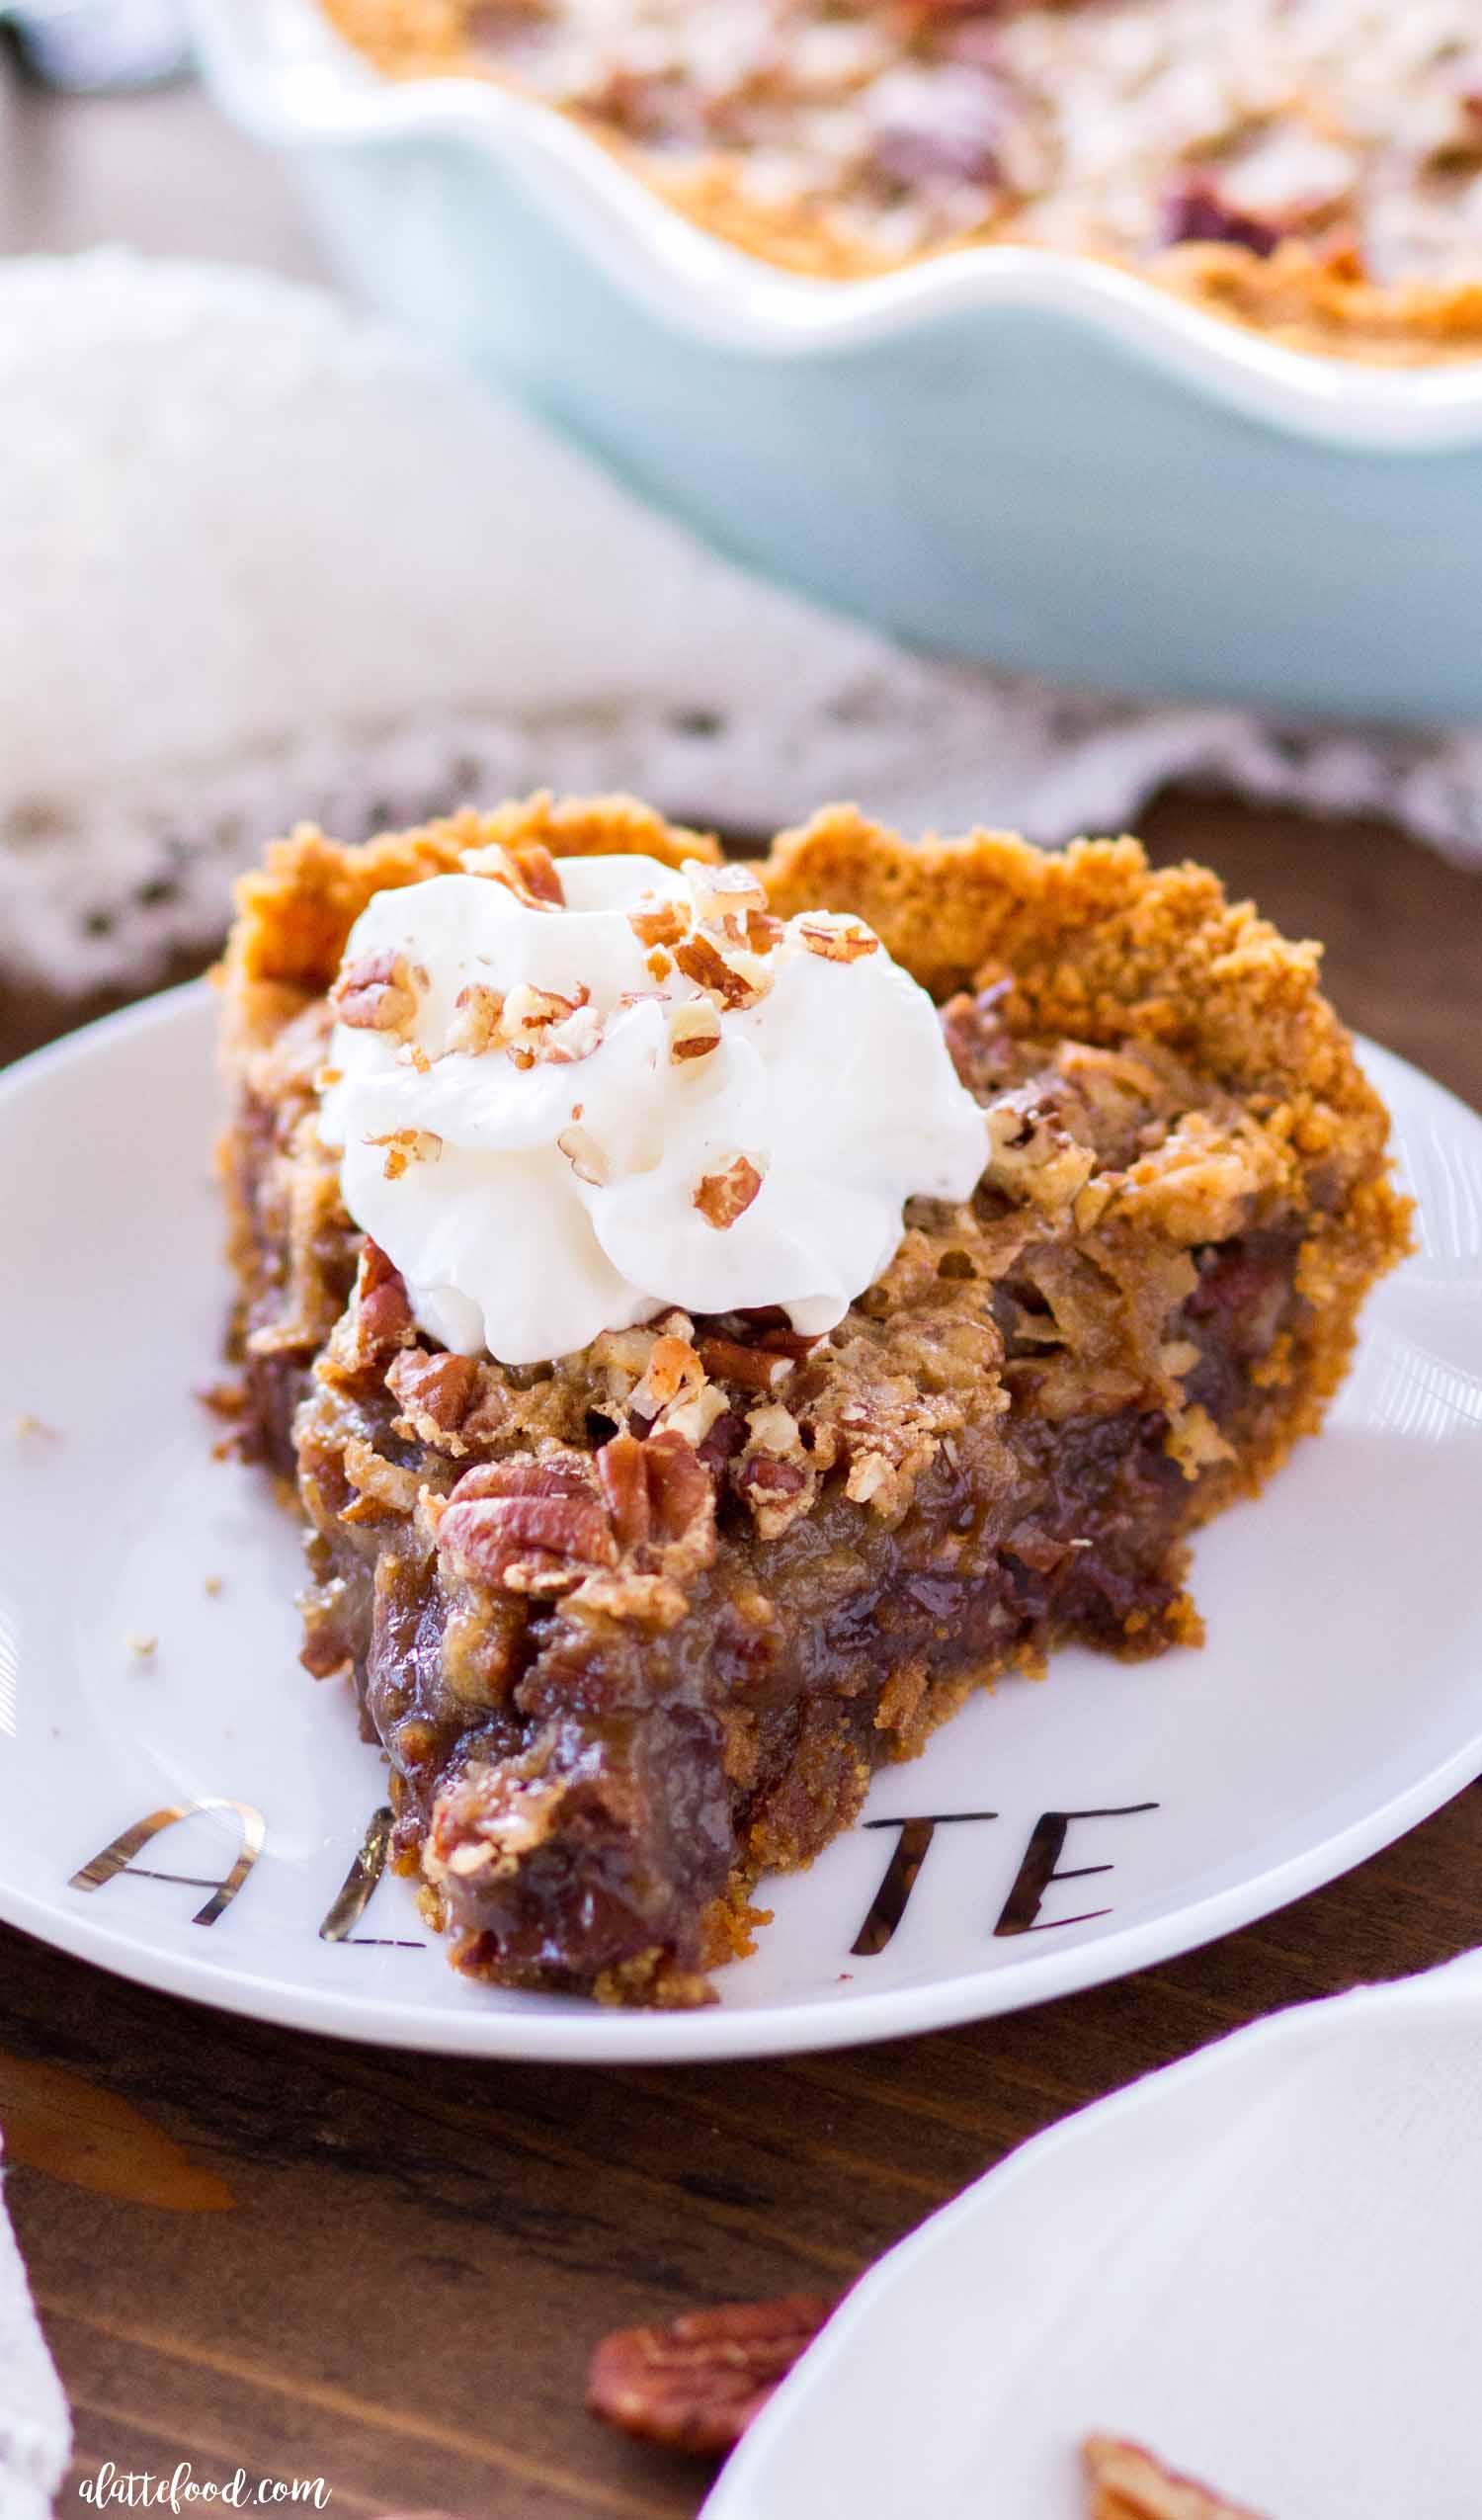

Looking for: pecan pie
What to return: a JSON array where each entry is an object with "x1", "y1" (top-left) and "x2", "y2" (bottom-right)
[
  {"x1": 322, "y1": 0, "x2": 1482, "y2": 363},
  {"x1": 218, "y1": 793, "x2": 1410, "y2": 2005}
]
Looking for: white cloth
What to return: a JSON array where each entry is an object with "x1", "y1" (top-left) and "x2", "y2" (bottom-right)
[
  {"x1": 708, "y1": 1949, "x2": 1482, "y2": 2519},
  {"x1": 0, "y1": 2141, "x2": 70, "y2": 2520},
  {"x1": 3, "y1": 249, "x2": 1482, "y2": 997}
]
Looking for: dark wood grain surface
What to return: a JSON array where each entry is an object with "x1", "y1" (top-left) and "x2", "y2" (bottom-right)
[{"x1": 4, "y1": 69, "x2": 1482, "y2": 2520}]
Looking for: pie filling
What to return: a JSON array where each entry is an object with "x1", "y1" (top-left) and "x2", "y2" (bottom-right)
[
  {"x1": 219, "y1": 801, "x2": 1409, "y2": 2005},
  {"x1": 322, "y1": 0, "x2": 1482, "y2": 362}
]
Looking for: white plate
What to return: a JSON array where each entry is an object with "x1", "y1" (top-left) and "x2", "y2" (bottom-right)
[
  {"x1": 704, "y1": 1954, "x2": 1482, "y2": 2517},
  {"x1": 1, "y1": 985, "x2": 1479, "y2": 2063}
]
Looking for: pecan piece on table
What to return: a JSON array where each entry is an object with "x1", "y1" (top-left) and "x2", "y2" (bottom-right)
[{"x1": 587, "y1": 2294, "x2": 834, "y2": 2456}]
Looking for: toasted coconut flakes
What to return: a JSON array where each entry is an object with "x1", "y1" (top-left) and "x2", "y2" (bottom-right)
[
  {"x1": 366, "y1": 1128, "x2": 443, "y2": 1181},
  {"x1": 11, "y1": 1412, "x2": 60, "y2": 1440},
  {"x1": 668, "y1": 1000, "x2": 723, "y2": 1063},
  {"x1": 124, "y1": 1632, "x2": 157, "y2": 1659},
  {"x1": 694, "y1": 1153, "x2": 765, "y2": 1229},
  {"x1": 204, "y1": 1574, "x2": 224, "y2": 1597},
  {"x1": 795, "y1": 911, "x2": 880, "y2": 963}
]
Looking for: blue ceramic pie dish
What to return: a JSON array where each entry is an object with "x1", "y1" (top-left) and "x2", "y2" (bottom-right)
[{"x1": 197, "y1": 0, "x2": 1482, "y2": 724}]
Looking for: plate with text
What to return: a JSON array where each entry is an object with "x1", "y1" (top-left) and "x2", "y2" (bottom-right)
[{"x1": 1, "y1": 984, "x2": 1480, "y2": 2060}]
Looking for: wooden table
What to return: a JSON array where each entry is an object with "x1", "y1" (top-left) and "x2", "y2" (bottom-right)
[{"x1": 5, "y1": 70, "x2": 1482, "y2": 2520}]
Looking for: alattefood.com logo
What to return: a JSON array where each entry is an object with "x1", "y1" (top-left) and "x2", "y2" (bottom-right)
[{"x1": 80, "y1": 2469, "x2": 331, "y2": 2511}]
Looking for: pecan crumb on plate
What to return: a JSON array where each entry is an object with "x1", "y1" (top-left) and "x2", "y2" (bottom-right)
[{"x1": 1084, "y1": 2434, "x2": 1271, "y2": 2520}]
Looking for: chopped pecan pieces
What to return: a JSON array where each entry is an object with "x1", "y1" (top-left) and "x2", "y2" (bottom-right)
[
  {"x1": 687, "y1": 861, "x2": 770, "y2": 944},
  {"x1": 433, "y1": 1430, "x2": 715, "y2": 1616},
  {"x1": 628, "y1": 893, "x2": 691, "y2": 950},
  {"x1": 466, "y1": 840, "x2": 566, "y2": 908},
  {"x1": 668, "y1": 999, "x2": 723, "y2": 1062},
  {"x1": 330, "y1": 948, "x2": 419, "y2": 1038},
  {"x1": 674, "y1": 931, "x2": 772, "y2": 1011},
  {"x1": 385, "y1": 1347, "x2": 480, "y2": 1450},
  {"x1": 501, "y1": 981, "x2": 602, "y2": 1068},
  {"x1": 317, "y1": 1238, "x2": 418, "y2": 1381},
  {"x1": 698, "y1": 1332, "x2": 793, "y2": 1392},
  {"x1": 1163, "y1": 172, "x2": 1288, "y2": 259},
  {"x1": 446, "y1": 980, "x2": 506, "y2": 1055},
  {"x1": 694, "y1": 1153, "x2": 765, "y2": 1229},
  {"x1": 587, "y1": 2294, "x2": 833, "y2": 2456},
  {"x1": 795, "y1": 910, "x2": 880, "y2": 964},
  {"x1": 365, "y1": 1127, "x2": 443, "y2": 1181},
  {"x1": 1082, "y1": 2436, "x2": 1269, "y2": 2520}
]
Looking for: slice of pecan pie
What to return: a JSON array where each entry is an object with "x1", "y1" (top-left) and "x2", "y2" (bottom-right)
[{"x1": 218, "y1": 793, "x2": 1410, "y2": 2005}]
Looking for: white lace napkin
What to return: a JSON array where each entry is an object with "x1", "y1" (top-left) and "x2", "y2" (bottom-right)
[
  {"x1": 0, "y1": 2140, "x2": 70, "y2": 2520},
  {"x1": 3, "y1": 249, "x2": 1481, "y2": 999}
]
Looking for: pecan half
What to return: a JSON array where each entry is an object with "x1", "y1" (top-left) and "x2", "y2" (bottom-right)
[
  {"x1": 627, "y1": 1333, "x2": 705, "y2": 1423},
  {"x1": 330, "y1": 948, "x2": 420, "y2": 1037},
  {"x1": 587, "y1": 2294, "x2": 833, "y2": 2456},
  {"x1": 437, "y1": 1455, "x2": 618, "y2": 1595}
]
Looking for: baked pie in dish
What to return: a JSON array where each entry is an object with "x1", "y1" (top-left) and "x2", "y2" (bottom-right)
[
  {"x1": 219, "y1": 795, "x2": 1410, "y2": 2005},
  {"x1": 322, "y1": 0, "x2": 1482, "y2": 362}
]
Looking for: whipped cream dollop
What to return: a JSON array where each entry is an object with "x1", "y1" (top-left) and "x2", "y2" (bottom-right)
[{"x1": 318, "y1": 849, "x2": 986, "y2": 1366}]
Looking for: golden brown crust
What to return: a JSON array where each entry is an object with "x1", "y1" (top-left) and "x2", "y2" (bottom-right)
[
  {"x1": 764, "y1": 801, "x2": 1411, "y2": 1514},
  {"x1": 217, "y1": 792, "x2": 720, "y2": 1057},
  {"x1": 223, "y1": 788, "x2": 1411, "y2": 1532}
]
